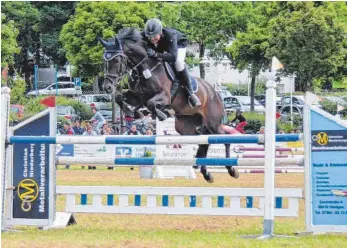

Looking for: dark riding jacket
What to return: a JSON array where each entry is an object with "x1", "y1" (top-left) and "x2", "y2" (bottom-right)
[{"x1": 141, "y1": 28, "x2": 188, "y2": 63}]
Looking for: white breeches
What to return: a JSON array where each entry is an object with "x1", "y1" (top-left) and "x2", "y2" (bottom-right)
[{"x1": 175, "y1": 47, "x2": 186, "y2": 72}]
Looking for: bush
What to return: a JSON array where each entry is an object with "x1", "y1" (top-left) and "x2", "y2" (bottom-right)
[{"x1": 320, "y1": 99, "x2": 347, "y2": 117}]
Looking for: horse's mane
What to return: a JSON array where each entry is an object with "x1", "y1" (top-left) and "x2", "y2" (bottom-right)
[{"x1": 117, "y1": 27, "x2": 144, "y2": 45}]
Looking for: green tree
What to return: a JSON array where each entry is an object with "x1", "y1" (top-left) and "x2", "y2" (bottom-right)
[
  {"x1": 1, "y1": 14, "x2": 19, "y2": 68},
  {"x1": 159, "y1": 2, "x2": 253, "y2": 79},
  {"x1": 32, "y1": 2, "x2": 76, "y2": 67},
  {"x1": 60, "y1": 1, "x2": 156, "y2": 82},
  {"x1": 267, "y1": 2, "x2": 347, "y2": 91},
  {"x1": 226, "y1": 4, "x2": 271, "y2": 111},
  {"x1": 1, "y1": 1, "x2": 40, "y2": 90}
]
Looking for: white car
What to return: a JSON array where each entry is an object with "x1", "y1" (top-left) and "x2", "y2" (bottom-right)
[
  {"x1": 78, "y1": 94, "x2": 112, "y2": 110},
  {"x1": 27, "y1": 82, "x2": 82, "y2": 96},
  {"x1": 225, "y1": 96, "x2": 265, "y2": 113}
]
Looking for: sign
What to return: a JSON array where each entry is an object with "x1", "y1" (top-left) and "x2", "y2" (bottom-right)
[
  {"x1": 74, "y1": 77, "x2": 81, "y2": 87},
  {"x1": 11, "y1": 109, "x2": 55, "y2": 226},
  {"x1": 305, "y1": 106, "x2": 347, "y2": 233}
]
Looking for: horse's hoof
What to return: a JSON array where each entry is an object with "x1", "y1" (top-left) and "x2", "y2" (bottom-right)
[
  {"x1": 228, "y1": 167, "x2": 239, "y2": 179},
  {"x1": 203, "y1": 172, "x2": 214, "y2": 183}
]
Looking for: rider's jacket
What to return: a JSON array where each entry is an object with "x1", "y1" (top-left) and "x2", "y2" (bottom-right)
[{"x1": 141, "y1": 28, "x2": 188, "y2": 63}]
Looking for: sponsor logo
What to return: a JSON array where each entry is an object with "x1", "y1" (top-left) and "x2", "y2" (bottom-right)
[
  {"x1": 17, "y1": 179, "x2": 39, "y2": 212},
  {"x1": 312, "y1": 132, "x2": 329, "y2": 146}
]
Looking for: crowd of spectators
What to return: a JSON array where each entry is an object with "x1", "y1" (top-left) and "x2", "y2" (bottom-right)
[{"x1": 58, "y1": 107, "x2": 154, "y2": 170}]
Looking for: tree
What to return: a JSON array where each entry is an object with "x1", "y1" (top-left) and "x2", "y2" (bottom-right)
[
  {"x1": 267, "y1": 2, "x2": 347, "y2": 91},
  {"x1": 226, "y1": 23, "x2": 270, "y2": 111},
  {"x1": 60, "y1": 2, "x2": 156, "y2": 80},
  {"x1": 1, "y1": 1, "x2": 40, "y2": 90},
  {"x1": 159, "y1": 2, "x2": 253, "y2": 79},
  {"x1": 32, "y1": 2, "x2": 76, "y2": 67},
  {"x1": 1, "y1": 14, "x2": 19, "y2": 69}
]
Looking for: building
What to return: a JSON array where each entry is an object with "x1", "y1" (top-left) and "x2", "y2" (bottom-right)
[{"x1": 186, "y1": 43, "x2": 294, "y2": 94}]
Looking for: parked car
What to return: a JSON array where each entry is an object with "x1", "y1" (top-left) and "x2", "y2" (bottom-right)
[
  {"x1": 78, "y1": 94, "x2": 112, "y2": 110},
  {"x1": 224, "y1": 96, "x2": 265, "y2": 113},
  {"x1": 99, "y1": 108, "x2": 121, "y2": 122},
  {"x1": 254, "y1": 94, "x2": 266, "y2": 106},
  {"x1": 279, "y1": 105, "x2": 304, "y2": 121},
  {"x1": 56, "y1": 105, "x2": 80, "y2": 123},
  {"x1": 27, "y1": 82, "x2": 82, "y2": 96},
  {"x1": 10, "y1": 104, "x2": 25, "y2": 118}
]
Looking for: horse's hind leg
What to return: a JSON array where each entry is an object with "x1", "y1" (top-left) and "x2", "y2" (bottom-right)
[
  {"x1": 205, "y1": 112, "x2": 239, "y2": 179},
  {"x1": 175, "y1": 115, "x2": 214, "y2": 183}
]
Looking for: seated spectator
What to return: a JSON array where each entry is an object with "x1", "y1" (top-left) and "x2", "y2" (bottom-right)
[
  {"x1": 62, "y1": 122, "x2": 75, "y2": 135},
  {"x1": 257, "y1": 126, "x2": 265, "y2": 134},
  {"x1": 125, "y1": 125, "x2": 141, "y2": 135},
  {"x1": 73, "y1": 120, "x2": 85, "y2": 135},
  {"x1": 104, "y1": 126, "x2": 115, "y2": 135},
  {"x1": 146, "y1": 129, "x2": 153, "y2": 135},
  {"x1": 83, "y1": 126, "x2": 97, "y2": 136},
  {"x1": 279, "y1": 130, "x2": 285, "y2": 134}
]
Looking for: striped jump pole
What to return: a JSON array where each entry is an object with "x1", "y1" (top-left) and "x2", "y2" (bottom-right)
[
  {"x1": 56, "y1": 157, "x2": 304, "y2": 167},
  {"x1": 9, "y1": 133, "x2": 303, "y2": 145},
  {"x1": 235, "y1": 147, "x2": 304, "y2": 152}
]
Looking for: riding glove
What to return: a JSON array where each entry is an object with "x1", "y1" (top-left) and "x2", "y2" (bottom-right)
[{"x1": 146, "y1": 48, "x2": 157, "y2": 57}]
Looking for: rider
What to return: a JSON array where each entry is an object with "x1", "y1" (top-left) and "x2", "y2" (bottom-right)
[
  {"x1": 230, "y1": 109, "x2": 247, "y2": 134},
  {"x1": 142, "y1": 18, "x2": 201, "y2": 107}
]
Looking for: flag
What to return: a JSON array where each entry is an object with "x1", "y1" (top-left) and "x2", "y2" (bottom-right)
[
  {"x1": 276, "y1": 112, "x2": 281, "y2": 119},
  {"x1": 271, "y1": 56, "x2": 284, "y2": 71},
  {"x1": 40, "y1": 96, "x2": 56, "y2": 107}
]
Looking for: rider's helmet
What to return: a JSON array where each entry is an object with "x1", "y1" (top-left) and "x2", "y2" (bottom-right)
[{"x1": 144, "y1": 18, "x2": 163, "y2": 38}]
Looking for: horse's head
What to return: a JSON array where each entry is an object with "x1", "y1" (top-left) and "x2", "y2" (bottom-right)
[{"x1": 99, "y1": 28, "x2": 148, "y2": 93}]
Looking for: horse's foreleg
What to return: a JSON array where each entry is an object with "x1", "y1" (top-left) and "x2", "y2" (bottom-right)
[{"x1": 147, "y1": 91, "x2": 170, "y2": 121}]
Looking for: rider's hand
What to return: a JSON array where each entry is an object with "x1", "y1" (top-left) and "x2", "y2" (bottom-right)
[{"x1": 146, "y1": 48, "x2": 156, "y2": 57}]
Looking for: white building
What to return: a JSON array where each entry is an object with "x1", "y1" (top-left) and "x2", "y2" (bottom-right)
[{"x1": 186, "y1": 43, "x2": 294, "y2": 94}]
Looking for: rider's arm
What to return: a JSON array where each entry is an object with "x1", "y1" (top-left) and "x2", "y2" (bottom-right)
[{"x1": 156, "y1": 34, "x2": 178, "y2": 63}]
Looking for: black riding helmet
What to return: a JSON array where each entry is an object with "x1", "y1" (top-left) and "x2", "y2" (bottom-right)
[{"x1": 144, "y1": 18, "x2": 163, "y2": 38}]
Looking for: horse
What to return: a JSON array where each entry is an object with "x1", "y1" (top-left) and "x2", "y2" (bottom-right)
[{"x1": 99, "y1": 27, "x2": 239, "y2": 183}]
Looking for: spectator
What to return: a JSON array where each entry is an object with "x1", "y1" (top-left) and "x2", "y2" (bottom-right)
[
  {"x1": 146, "y1": 129, "x2": 153, "y2": 135},
  {"x1": 83, "y1": 126, "x2": 98, "y2": 136},
  {"x1": 125, "y1": 125, "x2": 142, "y2": 135},
  {"x1": 62, "y1": 122, "x2": 74, "y2": 169},
  {"x1": 230, "y1": 109, "x2": 247, "y2": 134},
  {"x1": 257, "y1": 126, "x2": 265, "y2": 134},
  {"x1": 104, "y1": 126, "x2": 115, "y2": 135},
  {"x1": 279, "y1": 130, "x2": 286, "y2": 134},
  {"x1": 62, "y1": 122, "x2": 74, "y2": 135},
  {"x1": 73, "y1": 120, "x2": 85, "y2": 135},
  {"x1": 90, "y1": 107, "x2": 106, "y2": 134}
]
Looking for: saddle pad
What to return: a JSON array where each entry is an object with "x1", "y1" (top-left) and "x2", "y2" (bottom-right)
[{"x1": 164, "y1": 62, "x2": 198, "y2": 93}]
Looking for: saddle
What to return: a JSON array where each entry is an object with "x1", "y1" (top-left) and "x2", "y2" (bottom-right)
[{"x1": 163, "y1": 62, "x2": 198, "y2": 101}]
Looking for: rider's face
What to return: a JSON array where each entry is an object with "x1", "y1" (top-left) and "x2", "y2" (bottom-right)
[{"x1": 150, "y1": 34, "x2": 161, "y2": 45}]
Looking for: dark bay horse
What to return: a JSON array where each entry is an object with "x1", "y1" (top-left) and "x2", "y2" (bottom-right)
[{"x1": 99, "y1": 28, "x2": 239, "y2": 183}]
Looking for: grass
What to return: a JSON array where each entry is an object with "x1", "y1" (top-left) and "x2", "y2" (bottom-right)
[{"x1": 2, "y1": 166, "x2": 347, "y2": 248}]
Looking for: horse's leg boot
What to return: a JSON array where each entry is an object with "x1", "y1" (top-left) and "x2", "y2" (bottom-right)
[{"x1": 178, "y1": 68, "x2": 201, "y2": 107}]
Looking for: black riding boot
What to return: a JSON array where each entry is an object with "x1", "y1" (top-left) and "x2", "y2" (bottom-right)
[{"x1": 178, "y1": 68, "x2": 201, "y2": 107}]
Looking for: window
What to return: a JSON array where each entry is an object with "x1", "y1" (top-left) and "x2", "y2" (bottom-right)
[
  {"x1": 86, "y1": 96, "x2": 93, "y2": 102},
  {"x1": 230, "y1": 98, "x2": 241, "y2": 108},
  {"x1": 282, "y1": 97, "x2": 291, "y2": 105},
  {"x1": 93, "y1": 95, "x2": 111, "y2": 102},
  {"x1": 281, "y1": 107, "x2": 290, "y2": 114},
  {"x1": 80, "y1": 96, "x2": 86, "y2": 103}
]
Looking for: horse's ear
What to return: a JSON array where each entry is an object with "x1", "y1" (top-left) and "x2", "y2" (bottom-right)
[{"x1": 98, "y1": 37, "x2": 108, "y2": 47}]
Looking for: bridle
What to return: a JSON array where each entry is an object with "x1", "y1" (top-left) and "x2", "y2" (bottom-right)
[{"x1": 103, "y1": 43, "x2": 162, "y2": 90}]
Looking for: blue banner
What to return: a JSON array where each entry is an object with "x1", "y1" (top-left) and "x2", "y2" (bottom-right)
[
  {"x1": 310, "y1": 110, "x2": 347, "y2": 226},
  {"x1": 13, "y1": 113, "x2": 51, "y2": 219}
]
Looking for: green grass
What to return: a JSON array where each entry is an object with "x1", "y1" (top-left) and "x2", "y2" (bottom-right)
[{"x1": 2, "y1": 168, "x2": 346, "y2": 248}]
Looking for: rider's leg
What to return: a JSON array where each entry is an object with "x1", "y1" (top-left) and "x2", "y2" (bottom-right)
[{"x1": 175, "y1": 48, "x2": 201, "y2": 107}]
